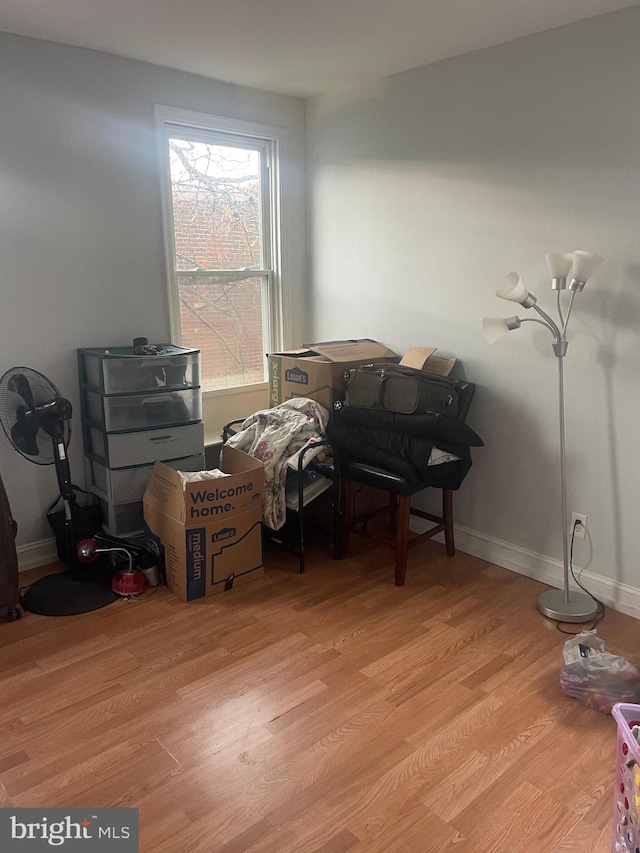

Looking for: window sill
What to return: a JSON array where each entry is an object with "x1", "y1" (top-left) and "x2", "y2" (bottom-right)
[{"x1": 202, "y1": 381, "x2": 268, "y2": 444}]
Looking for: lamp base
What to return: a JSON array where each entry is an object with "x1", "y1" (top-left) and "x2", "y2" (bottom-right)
[{"x1": 537, "y1": 588, "x2": 599, "y2": 623}]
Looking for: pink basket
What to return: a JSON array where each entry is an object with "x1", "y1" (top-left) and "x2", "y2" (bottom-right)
[{"x1": 612, "y1": 703, "x2": 640, "y2": 852}]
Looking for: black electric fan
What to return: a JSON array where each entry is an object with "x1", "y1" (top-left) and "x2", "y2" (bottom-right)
[{"x1": 0, "y1": 367, "x2": 118, "y2": 615}]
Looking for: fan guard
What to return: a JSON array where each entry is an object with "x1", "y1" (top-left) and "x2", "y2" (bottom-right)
[{"x1": 0, "y1": 367, "x2": 71, "y2": 465}]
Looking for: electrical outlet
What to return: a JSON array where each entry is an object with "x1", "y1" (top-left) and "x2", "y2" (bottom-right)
[{"x1": 571, "y1": 512, "x2": 588, "y2": 539}]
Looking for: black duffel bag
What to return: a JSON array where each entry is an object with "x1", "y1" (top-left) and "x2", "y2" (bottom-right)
[{"x1": 343, "y1": 363, "x2": 459, "y2": 417}]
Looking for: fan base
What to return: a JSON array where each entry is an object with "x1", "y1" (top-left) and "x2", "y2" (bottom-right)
[{"x1": 21, "y1": 571, "x2": 118, "y2": 616}]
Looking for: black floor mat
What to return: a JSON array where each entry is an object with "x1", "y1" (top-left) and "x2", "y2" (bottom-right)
[{"x1": 21, "y1": 571, "x2": 118, "y2": 616}]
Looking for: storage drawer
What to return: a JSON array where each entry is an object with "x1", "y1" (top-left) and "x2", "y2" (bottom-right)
[
  {"x1": 87, "y1": 421, "x2": 204, "y2": 469},
  {"x1": 88, "y1": 453, "x2": 205, "y2": 503},
  {"x1": 97, "y1": 498, "x2": 145, "y2": 537},
  {"x1": 78, "y1": 346, "x2": 200, "y2": 394},
  {"x1": 86, "y1": 388, "x2": 202, "y2": 432}
]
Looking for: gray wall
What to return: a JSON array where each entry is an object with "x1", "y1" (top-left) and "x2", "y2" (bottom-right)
[
  {"x1": 306, "y1": 8, "x2": 640, "y2": 590},
  {"x1": 0, "y1": 33, "x2": 306, "y2": 548}
]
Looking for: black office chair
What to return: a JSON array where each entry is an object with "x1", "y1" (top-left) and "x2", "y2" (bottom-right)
[{"x1": 329, "y1": 381, "x2": 480, "y2": 586}]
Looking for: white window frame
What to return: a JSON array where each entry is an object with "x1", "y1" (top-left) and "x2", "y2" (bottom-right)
[{"x1": 155, "y1": 105, "x2": 288, "y2": 407}]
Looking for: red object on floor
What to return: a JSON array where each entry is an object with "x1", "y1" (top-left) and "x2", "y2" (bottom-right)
[
  {"x1": 76, "y1": 538, "x2": 100, "y2": 562},
  {"x1": 111, "y1": 569, "x2": 146, "y2": 597}
]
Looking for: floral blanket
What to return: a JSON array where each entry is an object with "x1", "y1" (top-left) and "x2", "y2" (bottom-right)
[{"x1": 225, "y1": 398, "x2": 329, "y2": 530}]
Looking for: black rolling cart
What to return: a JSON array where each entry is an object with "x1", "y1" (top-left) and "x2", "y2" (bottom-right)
[{"x1": 222, "y1": 421, "x2": 341, "y2": 574}]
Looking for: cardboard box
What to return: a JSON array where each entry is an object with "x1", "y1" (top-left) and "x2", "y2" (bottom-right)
[
  {"x1": 143, "y1": 446, "x2": 264, "y2": 601},
  {"x1": 268, "y1": 339, "x2": 397, "y2": 410}
]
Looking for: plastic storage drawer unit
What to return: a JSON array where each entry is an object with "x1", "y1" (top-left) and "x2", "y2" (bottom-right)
[
  {"x1": 79, "y1": 346, "x2": 200, "y2": 394},
  {"x1": 88, "y1": 453, "x2": 205, "y2": 503},
  {"x1": 88, "y1": 421, "x2": 205, "y2": 469},
  {"x1": 86, "y1": 388, "x2": 202, "y2": 432},
  {"x1": 97, "y1": 497, "x2": 146, "y2": 537},
  {"x1": 78, "y1": 343, "x2": 204, "y2": 539}
]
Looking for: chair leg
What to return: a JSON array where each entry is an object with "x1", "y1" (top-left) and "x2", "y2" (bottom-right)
[
  {"x1": 341, "y1": 479, "x2": 355, "y2": 558},
  {"x1": 332, "y1": 466, "x2": 342, "y2": 560},
  {"x1": 394, "y1": 495, "x2": 411, "y2": 586},
  {"x1": 443, "y1": 489, "x2": 455, "y2": 556},
  {"x1": 389, "y1": 492, "x2": 398, "y2": 534}
]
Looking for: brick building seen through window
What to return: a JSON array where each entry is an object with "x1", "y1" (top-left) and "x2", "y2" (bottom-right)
[{"x1": 168, "y1": 137, "x2": 273, "y2": 392}]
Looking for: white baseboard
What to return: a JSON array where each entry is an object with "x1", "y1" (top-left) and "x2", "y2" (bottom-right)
[
  {"x1": 17, "y1": 537, "x2": 58, "y2": 572},
  {"x1": 19, "y1": 523, "x2": 640, "y2": 621},
  {"x1": 409, "y1": 518, "x2": 640, "y2": 621}
]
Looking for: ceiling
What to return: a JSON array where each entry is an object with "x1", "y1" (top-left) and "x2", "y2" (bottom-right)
[{"x1": 0, "y1": 0, "x2": 637, "y2": 98}]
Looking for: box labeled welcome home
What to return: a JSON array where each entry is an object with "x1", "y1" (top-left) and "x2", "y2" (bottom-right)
[
  {"x1": 267, "y1": 339, "x2": 398, "y2": 410},
  {"x1": 143, "y1": 446, "x2": 264, "y2": 601}
]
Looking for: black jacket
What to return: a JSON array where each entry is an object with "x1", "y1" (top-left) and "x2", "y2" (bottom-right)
[{"x1": 328, "y1": 406, "x2": 482, "y2": 490}]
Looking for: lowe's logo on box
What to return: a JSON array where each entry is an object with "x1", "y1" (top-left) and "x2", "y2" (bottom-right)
[
  {"x1": 285, "y1": 366, "x2": 309, "y2": 385},
  {"x1": 0, "y1": 808, "x2": 138, "y2": 850},
  {"x1": 212, "y1": 527, "x2": 236, "y2": 543}
]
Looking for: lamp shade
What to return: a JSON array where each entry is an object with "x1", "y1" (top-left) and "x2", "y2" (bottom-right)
[
  {"x1": 546, "y1": 253, "x2": 574, "y2": 278},
  {"x1": 572, "y1": 250, "x2": 604, "y2": 282},
  {"x1": 482, "y1": 316, "x2": 521, "y2": 344},
  {"x1": 496, "y1": 272, "x2": 534, "y2": 307}
]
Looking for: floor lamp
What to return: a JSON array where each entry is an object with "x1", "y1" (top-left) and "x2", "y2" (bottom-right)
[{"x1": 482, "y1": 250, "x2": 604, "y2": 623}]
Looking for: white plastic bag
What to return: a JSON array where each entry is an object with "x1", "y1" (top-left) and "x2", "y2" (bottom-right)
[{"x1": 560, "y1": 630, "x2": 640, "y2": 713}]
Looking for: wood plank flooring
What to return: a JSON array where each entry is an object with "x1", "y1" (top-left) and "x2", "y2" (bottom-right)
[{"x1": 1, "y1": 535, "x2": 635, "y2": 852}]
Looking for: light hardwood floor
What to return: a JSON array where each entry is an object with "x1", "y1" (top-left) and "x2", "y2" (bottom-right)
[{"x1": 0, "y1": 535, "x2": 634, "y2": 852}]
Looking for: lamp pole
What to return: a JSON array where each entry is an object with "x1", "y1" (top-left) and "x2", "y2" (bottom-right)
[
  {"x1": 484, "y1": 255, "x2": 603, "y2": 624},
  {"x1": 525, "y1": 298, "x2": 597, "y2": 622},
  {"x1": 537, "y1": 341, "x2": 598, "y2": 622},
  {"x1": 558, "y1": 354, "x2": 569, "y2": 606}
]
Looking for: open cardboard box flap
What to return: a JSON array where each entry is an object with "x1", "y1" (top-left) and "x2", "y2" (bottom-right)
[
  {"x1": 302, "y1": 339, "x2": 397, "y2": 363},
  {"x1": 143, "y1": 461, "x2": 186, "y2": 524},
  {"x1": 400, "y1": 346, "x2": 456, "y2": 377}
]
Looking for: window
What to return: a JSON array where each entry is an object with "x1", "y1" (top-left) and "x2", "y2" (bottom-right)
[{"x1": 156, "y1": 107, "x2": 284, "y2": 393}]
